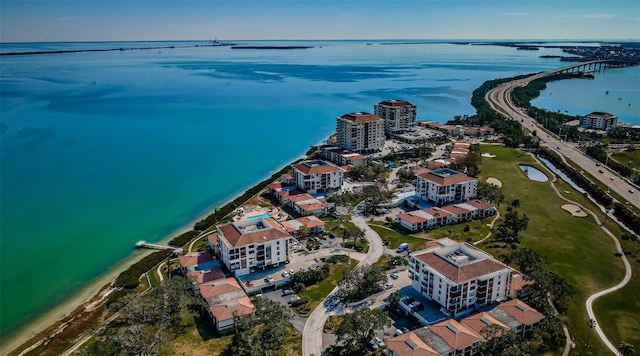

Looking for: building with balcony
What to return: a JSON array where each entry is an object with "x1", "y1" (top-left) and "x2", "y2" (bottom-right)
[
  {"x1": 408, "y1": 239, "x2": 511, "y2": 317},
  {"x1": 415, "y1": 169, "x2": 478, "y2": 206},
  {"x1": 579, "y1": 111, "x2": 618, "y2": 131},
  {"x1": 374, "y1": 99, "x2": 417, "y2": 135},
  {"x1": 336, "y1": 112, "x2": 385, "y2": 153},
  {"x1": 216, "y1": 217, "x2": 292, "y2": 277},
  {"x1": 291, "y1": 160, "x2": 345, "y2": 195}
]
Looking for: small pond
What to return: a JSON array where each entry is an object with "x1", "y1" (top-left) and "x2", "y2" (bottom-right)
[{"x1": 518, "y1": 164, "x2": 548, "y2": 182}]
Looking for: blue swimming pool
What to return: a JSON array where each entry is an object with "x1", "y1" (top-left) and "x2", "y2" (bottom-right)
[{"x1": 246, "y1": 213, "x2": 272, "y2": 220}]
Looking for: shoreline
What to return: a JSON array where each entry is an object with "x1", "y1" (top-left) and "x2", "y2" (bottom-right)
[{"x1": 3, "y1": 148, "x2": 314, "y2": 355}]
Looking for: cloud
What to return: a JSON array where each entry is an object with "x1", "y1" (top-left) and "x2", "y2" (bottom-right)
[{"x1": 580, "y1": 13, "x2": 617, "y2": 19}]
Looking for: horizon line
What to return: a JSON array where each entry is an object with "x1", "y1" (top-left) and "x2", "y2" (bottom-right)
[{"x1": 2, "y1": 38, "x2": 640, "y2": 44}]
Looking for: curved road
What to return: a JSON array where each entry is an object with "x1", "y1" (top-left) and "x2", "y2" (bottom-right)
[
  {"x1": 302, "y1": 215, "x2": 384, "y2": 356},
  {"x1": 484, "y1": 62, "x2": 640, "y2": 210},
  {"x1": 486, "y1": 69, "x2": 636, "y2": 355}
]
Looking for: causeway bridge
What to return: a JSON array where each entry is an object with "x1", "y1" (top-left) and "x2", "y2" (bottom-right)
[{"x1": 551, "y1": 59, "x2": 636, "y2": 75}]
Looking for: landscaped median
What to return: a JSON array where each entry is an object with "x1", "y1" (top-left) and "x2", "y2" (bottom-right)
[{"x1": 296, "y1": 257, "x2": 358, "y2": 315}]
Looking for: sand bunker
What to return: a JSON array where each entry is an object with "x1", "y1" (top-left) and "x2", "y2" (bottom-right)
[
  {"x1": 481, "y1": 153, "x2": 496, "y2": 158},
  {"x1": 561, "y1": 204, "x2": 588, "y2": 217},
  {"x1": 486, "y1": 177, "x2": 503, "y2": 188}
]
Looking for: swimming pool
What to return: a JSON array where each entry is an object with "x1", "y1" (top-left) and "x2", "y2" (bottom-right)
[{"x1": 246, "y1": 213, "x2": 272, "y2": 220}]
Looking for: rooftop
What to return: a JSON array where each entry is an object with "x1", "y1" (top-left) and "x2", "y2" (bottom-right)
[
  {"x1": 376, "y1": 99, "x2": 416, "y2": 107},
  {"x1": 338, "y1": 112, "x2": 383, "y2": 123},
  {"x1": 217, "y1": 217, "x2": 290, "y2": 248},
  {"x1": 417, "y1": 168, "x2": 476, "y2": 186},
  {"x1": 292, "y1": 160, "x2": 343, "y2": 175}
]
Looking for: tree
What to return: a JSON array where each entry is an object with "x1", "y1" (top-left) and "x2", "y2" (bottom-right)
[
  {"x1": 585, "y1": 319, "x2": 597, "y2": 351},
  {"x1": 618, "y1": 341, "x2": 635, "y2": 356},
  {"x1": 511, "y1": 247, "x2": 544, "y2": 275},
  {"x1": 621, "y1": 232, "x2": 634, "y2": 253},
  {"x1": 337, "y1": 265, "x2": 386, "y2": 303},
  {"x1": 335, "y1": 308, "x2": 390, "y2": 349},
  {"x1": 229, "y1": 298, "x2": 292, "y2": 356},
  {"x1": 297, "y1": 225, "x2": 310, "y2": 239},
  {"x1": 388, "y1": 291, "x2": 400, "y2": 305}
]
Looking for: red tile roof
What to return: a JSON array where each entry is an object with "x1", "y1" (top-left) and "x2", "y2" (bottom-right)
[
  {"x1": 414, "y1": 244, "x2": 509, "y2": 283},
  {"x1": 187, "y1": 268, "x2": 226, "y2": 285},
  {"x1": 179, "y1": 251, "x2": 214, "y2": 269},
  {"x1": 417, "y1": 170, "x2": 475, "y2": 186},
  {"x1": 509, "y1": 272, "x2": 535, "y2": 291},
  {"x1": 428, "y1": 319, "x2": 478, "y2": 350},
  {"x1": 208, "y1": 233, "x2": 218, "y2": 246},
  {"x1": 385, "y1": 332, "x2": 439, "y2": 356},
  {"x1": 497, "y1": 299, "x2": 545, "y2": 326},
  {"x1": 465, "y1": 199, "x2": 493, "y2": 211},
  {"x1": 397, "y1": 212, "x2": 428, "y2": 224},
  {"x1": 339, "y1": 112, "x2": 383, "y2": 123},
  {"x1": 199, "y1": 277, "x2": 242, "y2": 299},
  {"x1": 460, "y1": 312, "x2": 510, "y2": 339},
  {"x1": 377, "y1": 99, "x2": 416, "y2": 107},
  {"x1": 209, "y1": 296, "x2": 255, "y2": 322},
  {"x1": 217, "y1": 218, "x2": 290, "y2": 247},
  {"x1": 298, "y1": 202, "x2": 327, "y2": 212},
  {"x1": 292, "y1": 160, "x2": 342, "y2": 175}
]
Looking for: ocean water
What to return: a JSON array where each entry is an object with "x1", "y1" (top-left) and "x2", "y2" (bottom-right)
[
  {"x1": 531, "y1": 65, "x2": 640, "y2": 124},
  {"x1": 1, "y1": 40, "x2": 638, "y2": 341}
]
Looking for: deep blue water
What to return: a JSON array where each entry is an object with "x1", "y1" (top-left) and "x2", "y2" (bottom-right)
[{"x1": 1, "y1": 40, "x2": 638, "y2": 340}]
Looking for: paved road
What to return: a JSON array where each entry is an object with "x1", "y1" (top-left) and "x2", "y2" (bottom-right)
[
  {"x1": 302, "y1": 215, "x2": 384, "y2": 356},
  {"x1": 484, "y1": 63, "x2": 640, "y2": 210}
]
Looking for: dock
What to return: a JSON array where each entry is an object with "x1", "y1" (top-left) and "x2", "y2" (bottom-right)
[{"x1": 135, "y1": 240, "x2": 183, "y2": 254}]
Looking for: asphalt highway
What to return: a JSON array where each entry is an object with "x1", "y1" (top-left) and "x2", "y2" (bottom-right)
[{"x1": 484, "y1": 63, "x2": 640, "y2": 210}]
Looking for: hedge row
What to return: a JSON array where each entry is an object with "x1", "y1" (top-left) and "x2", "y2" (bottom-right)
[
  {"x1": 538, "y1": 148, "x2": 639, "y2": 235},
  {"x1": 168, "y1": 230, "x2": 199, "y2": 247},
  {"x1": 114, "y1": 250, "x2": 172, "y2": 289}
]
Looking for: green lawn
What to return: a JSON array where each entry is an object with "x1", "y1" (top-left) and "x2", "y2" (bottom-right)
[
  {"x1": 611, "y1": 149, "x2": 640, "y2": 168},
  {"x1": 368, "y1": 223, "x2": 431, "y2": 251},
  {"x1": 478, "y1": 144, "x2": 635, "y2": 355},
  {"x1": 299, "y1": 259, "x2": 358, "y2": 312}
]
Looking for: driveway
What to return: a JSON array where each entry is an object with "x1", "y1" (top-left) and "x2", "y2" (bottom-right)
[{"x1": 302, "y1": 215, "x2": 384, "y2": 356}]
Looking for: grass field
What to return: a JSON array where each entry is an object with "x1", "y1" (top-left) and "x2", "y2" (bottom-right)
[
  {"x1": 611, "y1": 149, "x2": 640, "y2": 168},
  {"x1": 299, "y1": 259, "x2": 358, "y2": 312},
  {"x1": 477, "y1": 144, "x2": 636, "y2": 355}
]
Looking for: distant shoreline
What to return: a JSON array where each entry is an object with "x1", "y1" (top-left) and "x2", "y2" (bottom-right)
[{"x1": 0, "y1": 43, "x2": 226, "y2": 56}]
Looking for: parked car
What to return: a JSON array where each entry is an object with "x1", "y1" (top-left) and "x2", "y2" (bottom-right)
[
  {"x1": 328, "y1": 233, "x2": 336, "y2": 239},
  {"x1": 373, "y1": 336, "x2": 384, "y2": 347},
  {"x1": 401, "y1": 327, "x2": 410, "y2": 333},
  {"x1": 367, "y1": 339, "x2": 379, "y2": 351},
  {"x1": 384, "y1": 282, "x2": 393, "y2": 289},
  {"x1": 408, "y1": 301, "x2": 421, "y2": 309},
  {"x1": 394, "y1": 329, "x2": 404, "y2": 336},
  {"x1": 281, "y1": 271, "x2": 289, "y2": 278},
  {"x1": 390, "y1": 273, "x2": 399, "y2": 280},
  {"x1": 289, "y1": 296, "x2": 301, "y2": 303},
  {"x1": 396, "y1": 243, "x2": 409, "y2": 253},
  {"x1": 282, "y1": 288, "x2": 294, "y2": 296}
]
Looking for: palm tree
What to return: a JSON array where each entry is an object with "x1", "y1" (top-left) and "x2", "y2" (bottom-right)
[
  {"x1": 510, "y1": 199, "x2": 521, "y2": 209},
  {"x1": 618, "y1": 341, "x2": 634, "y2": 356},
  {"x1": 585, "y1": 319, "x2": 597, "y2": 349}
]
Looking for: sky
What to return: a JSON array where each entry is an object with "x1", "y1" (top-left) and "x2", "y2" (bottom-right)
[{"x1": 1, "y1": 0, "x2": 639, "y2": 42}]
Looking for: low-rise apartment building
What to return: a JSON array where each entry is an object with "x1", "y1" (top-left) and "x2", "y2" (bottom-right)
[
  {"x1": 409, "y1": 239, "x2": 511, "y2": 317},
  {"x1": 415, "y1": 169, "x2": 478, "y2": 206},
  {"x1": 580, "y1": 111, "x2": 618, "y2": 131},
  {"x1": 486, "y1": 299, "x2": 545, "y2": 337},
  {"x1": 291, "y1": 160, "x2": 344, "y2": 195},
  {"x1": 385, "y1": 319, "x2": 480, "y2": 356},
  {"x1": 216, "y1": 217, "x2": 292, "y2": 277}
]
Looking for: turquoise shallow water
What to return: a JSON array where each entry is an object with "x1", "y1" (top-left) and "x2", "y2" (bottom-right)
[{"x1": 1, "y1": 40, "x2": 638, "y2": 340}]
